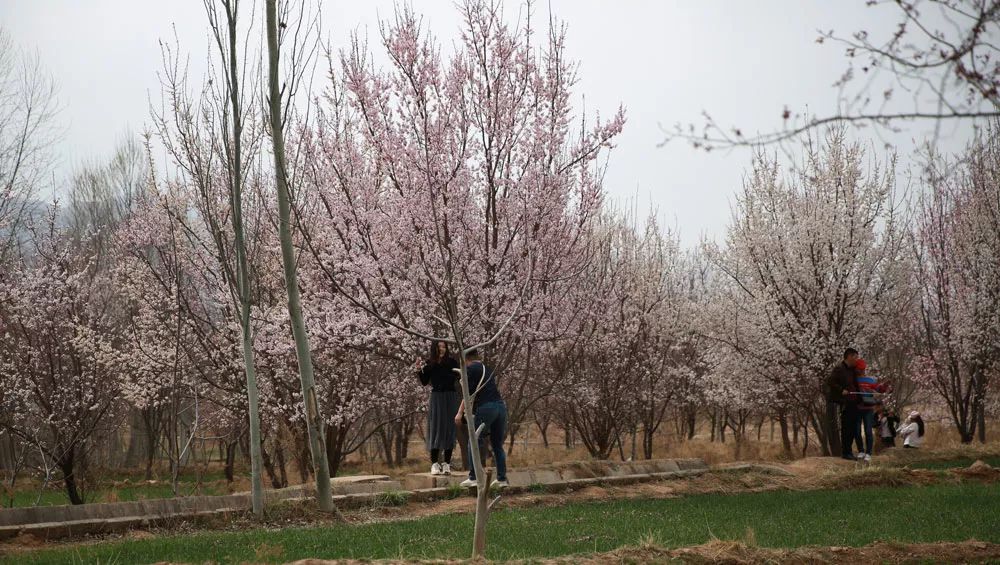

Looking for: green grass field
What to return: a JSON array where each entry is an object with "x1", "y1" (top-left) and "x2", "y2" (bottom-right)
[
  {"x1": 5, "y1": 482, "x2": 998, "y2": 564},
  {"x1": 899, "y1": 456, "x2": 1000, "y2": 471},
  {"x1": 4, "y1": 483, "x2": 229, "y2": 508},
  {"x1": 3, "y1": 469, "x2": 231, "y2": 508}
]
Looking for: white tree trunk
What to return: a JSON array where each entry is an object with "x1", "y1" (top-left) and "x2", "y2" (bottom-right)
[
  {"x1": 264, "y1": 0, "x2": 334, "y2": 513},
  {"x1": 220, "y1": 0, "x2": 264, "y2": 517},
  {"x1": 455, "y1": 347, "x2": 490, "y2": 558}
]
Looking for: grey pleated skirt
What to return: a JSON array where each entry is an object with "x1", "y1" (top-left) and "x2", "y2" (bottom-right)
[{"x1": 426, "y1": 390, "x2": 461, "y2": 450}]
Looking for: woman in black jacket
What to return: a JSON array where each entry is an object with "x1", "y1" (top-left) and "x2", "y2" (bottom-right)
[{"x1": 418, "y1": 341, "x2": 460, "y2": 475}]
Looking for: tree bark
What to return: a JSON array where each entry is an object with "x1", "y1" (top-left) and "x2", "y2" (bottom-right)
[
  {"x1": 59, "y1": 454, "x2": 84, "y2": 506},
  {"x1": 275, "y1": 439, "x2": 289, "y2": 488},
  {"x1": 455, "y1": 348, "x2": 492, "y2": 558},
  {"x1": 456, "y1": 416, "x2": 471, "y2": 471},
  {"x1": 261, "y1": 442, "x2": 284, "y2": 489},
  {"x1": 792, "y1": 412, "x2": 800, "y2": 447},
  {"x1": 393, "y1": 421, "x2": 406, "y2": 465},
  {"x1": 296, "y1": 440, "x2": 312, "y2": 483},
  {"x1": 814, "y1": 405, "x2": 834, "y2": 456},
  {"x1": 265, "y1": 0, "x2": 334, "y2": 514},
  {"x1": 0, "y1": 435, "x2": 12, "y2": 471},
  {"x1": 802, "y1": 418, "x2": 810, "y2": 457},
  {"x1": 506, "y1": 425, "x2": 518, "y2": 455},
  {"x1": 224, "y1": 441, "x2": 237, "y2": 483},
  {"x1": 615, "y1": 431, "x2": 627, "y2": 461},
  {"x1": 977, "y1": 405, "x2": 987, "y2": 444},
  {"x1": 401, "y1": 417, "x2": 413, "y2": 460},
  {"x1": 642, "y1": 424, "x2": 655, "y2": 460},
  {"x1": 123, "y1": 408, "x2": 154, "y2": 470},
  {"x1": 211, "y1": 0, "x2": 266, "y2": 518},
  {"x1": 473, "y1": 469, "x2": 492, "y2": 557},
  {"x1": 778, "y1": 412, "x2": 792, "y2": 455}
]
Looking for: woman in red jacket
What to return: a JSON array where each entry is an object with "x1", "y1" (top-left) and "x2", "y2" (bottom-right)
[{"x1": 855, "y1": 359, "x2": 890, "y2": 461}]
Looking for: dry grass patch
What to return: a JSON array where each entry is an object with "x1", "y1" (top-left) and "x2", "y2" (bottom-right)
[{"x1": 808, "y1": 465, "x2": 943, "y2": 490}]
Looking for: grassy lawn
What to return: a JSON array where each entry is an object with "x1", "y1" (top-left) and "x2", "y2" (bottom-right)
[
  {"x1": 4, "y1": 483, "x2": 230, "y2": 508},
  {"x1": 5, "y1": 482, "x2": 999, "y2": 564},
  {"x1": 3, "y1": 469, "x2": 232, "y2": 508}
]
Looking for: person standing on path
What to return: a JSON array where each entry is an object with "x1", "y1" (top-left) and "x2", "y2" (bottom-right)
[
  {"x1": 854, "y1": 358, "x2": 882, "y2": 462},
  {"x1": 824, "y1": 348, "x2": 860, "y2": 459},
  {"x1": 418, "y1": 340, "x2": 460, "y2": 475},
  {"x1": 456, "y1": 349, "x2": 509, "y2": 489}
]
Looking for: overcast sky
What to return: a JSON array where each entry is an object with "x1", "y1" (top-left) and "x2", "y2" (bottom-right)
[{"x1": 0, "y1": 1, "x2": 978, "y2": 246}]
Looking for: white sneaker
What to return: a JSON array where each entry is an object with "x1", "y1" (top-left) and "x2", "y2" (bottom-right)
[
  {"x1": 459, "y1": 478, "x2": 477, "y2": 488},
  {"x1": 441, "y1": 462, "x2": 452, "y2": 475},
  {"x1": 430, "y1": 462, "x2": 443, "y2": 475},
  {"x1": 856, "y1": 453, "x2": 865, "y2": 461},
  {"x1": 491, "y1": 479, "x2": 509, "y2": 489},
  {"x1": 864, "y1": 454, "x2": 872, "y2": 463}
]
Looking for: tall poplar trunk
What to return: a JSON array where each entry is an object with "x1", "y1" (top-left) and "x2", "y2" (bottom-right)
[
  {"x1": 264, "y1": 0, "x2": 334, "y2": 513},
  {"x1": 220, "y1": 0, "x2": 264, "y2": 517}
]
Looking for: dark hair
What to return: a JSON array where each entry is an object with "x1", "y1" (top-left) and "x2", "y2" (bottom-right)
[
  {"x1": 466, "y1": 348, "x2": 481, "y2": 360},
  {"x1": 428, "y1": 340, "x2": 449, "y2": 364},
  {"x1": 843, "y1": 347, "x2": 859, "y2": 359},
  {"x1": 915, "y1": 415, "x2": 925, "y2": 437}
]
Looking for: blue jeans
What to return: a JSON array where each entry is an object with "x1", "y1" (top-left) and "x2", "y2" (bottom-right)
[
  {"x1": 857, "y1": 410, "x2": 875, "y2": 455},
  {"x1": 468, "y1": 401, "x2": 507, "y2": 482}
]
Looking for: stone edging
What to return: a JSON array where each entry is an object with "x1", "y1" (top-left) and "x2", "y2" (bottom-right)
[{"x1": 0, "y1": 460, "x2": 708, "y2": 542}]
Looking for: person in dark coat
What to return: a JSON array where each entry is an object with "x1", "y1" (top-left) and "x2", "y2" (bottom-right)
[
  {"x1": 824, "y1": 347, "x2": 860, "y2": 460},
  {"x1": 418, "y1": 340, "x2": 460, "y2": 475}
]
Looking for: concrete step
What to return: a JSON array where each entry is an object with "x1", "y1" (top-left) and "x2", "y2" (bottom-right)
[
  {"x1": 401, "y1": 459, "x2": 708, "y2": 490},
  {"x1": 269, "y1": 477, "x2": 401, "y2": 498},
  {"x1": 403, "y1": 473, "x2": 466, "y2": 490},
  {"x1": 0, "y1": 507, "x2": 243, "y2": 541},
  {"x1": 338, "y1": 480, "x2": 403, "y2": 495},
  {"x1": 331, "y1": 474, "x2": 391, "y2": 484}
]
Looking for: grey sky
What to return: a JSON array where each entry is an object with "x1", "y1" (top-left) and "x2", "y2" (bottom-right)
[{"x1": 0, "y1": 1, "x2": 977, "y2": 246}]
